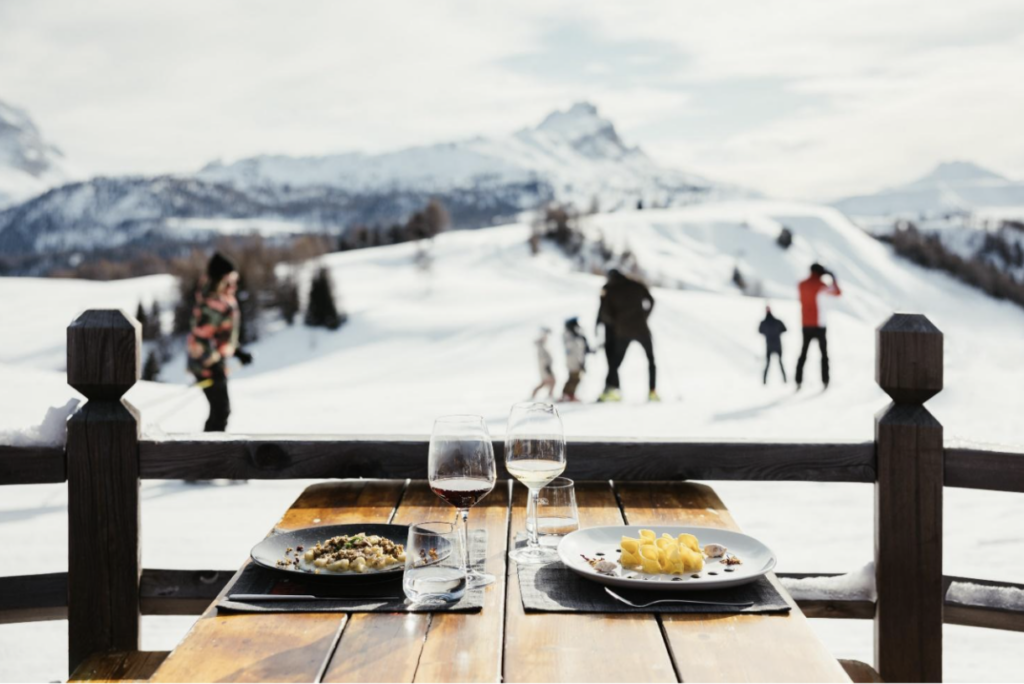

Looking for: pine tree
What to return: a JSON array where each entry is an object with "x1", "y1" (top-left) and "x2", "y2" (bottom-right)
[
  {"x1": 305, "y1": 267, "x2": 345, "y2": 330},
  {"x1": 135, "y1": 302, "x2": 149, "y2": 331},
  {"x1": 422, "y1": 199, "x2": 450, "y2": 238},
  {"x1": 142, "y1": 349, "x2": 161, "y2": 381},
  {"x1": 732, "y1": 266, "x2": 747, "y2": 293},
  {"x1": 143, "y1": 301, "x2": 162, "y2": 340},
  {"x1": 278, "y1": 277, "x2": 300, "y2": 326}
]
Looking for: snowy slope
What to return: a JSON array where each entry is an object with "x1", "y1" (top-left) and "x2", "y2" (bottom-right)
[
  {"x1": 0, "y1": 100, "x2": 71, "y2": 208},
  {"x1": 198, "y1": 102, "x2": 745, "y2": 214},
  {"x1": 4, "y1": 201, "x2": 1021, "y2": 444},
  {"x1": 833, "y1": 161, "x2": 1024, "y2": 219},
  {"x1": 3, "y1": 201, "x2": 1024, "y2": 681}
]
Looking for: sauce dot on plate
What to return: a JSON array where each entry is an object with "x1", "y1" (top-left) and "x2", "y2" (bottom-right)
[{"x1": 690, "y1": 574, "x2": 701, "y2": 579}]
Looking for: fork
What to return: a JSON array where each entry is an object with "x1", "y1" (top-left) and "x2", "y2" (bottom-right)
[{"x1": 604, "y1": 587, "x2": 753, "y2": 608}]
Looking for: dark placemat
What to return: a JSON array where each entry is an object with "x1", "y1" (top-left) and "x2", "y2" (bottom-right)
[
  {"x1": 515, "y1": 535, "x2": 790, "y2": 614},
  {"x1": 218, "y1": 530, "x2": 486, "y2": 614}
]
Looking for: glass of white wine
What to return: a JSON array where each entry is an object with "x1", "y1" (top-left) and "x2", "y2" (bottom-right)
[{"x1": 505, "y1": 401, "x2": 566, "y2": 564}]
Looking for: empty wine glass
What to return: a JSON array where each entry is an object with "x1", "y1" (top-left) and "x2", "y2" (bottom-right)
[
  {"x1": 428, "y1": 415, "x2": 497, "y2": 588},
  {"x1": 505, "y1": 402, "x2": 566, "y2": 564}
]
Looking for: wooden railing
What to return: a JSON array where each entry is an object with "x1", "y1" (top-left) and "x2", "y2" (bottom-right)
[{"x1": 2, "y1": 308, "x2": 1024, "y2": 682}]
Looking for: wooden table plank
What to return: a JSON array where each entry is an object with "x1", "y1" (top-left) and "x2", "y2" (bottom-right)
[
  {"x1": 503, "y1": 482, "x2": 677, "y2": 683},
  {"x1": 614, "y1": 482, "x2": 851, "y2": 683},
  {"x1": 322, "y1": 480, "x2": 511, "y2": 683},
  {"x1": 150, "y1": 480, "x2": 407, "y2": 683},
  {"x1": 412, "y1": 480, "x2": 509, "y2": 683},
  {"x1": 321, "y1": 481, "x2": 438, "y2": 683}
]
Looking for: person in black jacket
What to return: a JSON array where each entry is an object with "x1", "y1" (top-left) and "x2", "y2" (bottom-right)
[
  {"x1": 596, "y1": 269, "x2": 658, "y2": 402},
  {"x1": 758, "y1": 306, "x2": 787, "y2": 384}
]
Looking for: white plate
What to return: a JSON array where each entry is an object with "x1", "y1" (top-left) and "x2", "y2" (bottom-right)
[{"x1": 556, "y1": 525, "x2": 777, "y2": 591}]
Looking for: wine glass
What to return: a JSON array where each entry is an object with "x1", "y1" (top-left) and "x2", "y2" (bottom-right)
[
  {"x1": 428, "y1": 415, "x2": 497, "y2": 588},
  {"x1": 505, "y1": 402, "x2": 566, "y2": 564}
]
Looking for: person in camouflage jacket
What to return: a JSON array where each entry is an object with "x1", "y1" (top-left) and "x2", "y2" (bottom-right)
[{"x1": 187, "y1": 252, "x2": 252, "y2": 431}]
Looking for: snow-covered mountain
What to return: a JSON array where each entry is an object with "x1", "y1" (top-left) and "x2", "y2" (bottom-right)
[
  {"x1": 0, "y1": 103, "x2": 746, "y2": 260},
  {"x1": 832, "y1": 161, "x2": 1024, "y2": 219},
  {"x1": 0, "y1": 100, "x2": 71, "y2": 208},
  {"x1": 199, "y1": 102, "x2": 738, "y2": 211}
]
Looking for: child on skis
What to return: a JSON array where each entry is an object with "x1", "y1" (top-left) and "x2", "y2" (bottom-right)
[
  {"x1": 560, "y1": 317, "x2": 591, "y2": 402},
  {"x1": 531, "y1": 327, "x2": 556, "y2": 399}
]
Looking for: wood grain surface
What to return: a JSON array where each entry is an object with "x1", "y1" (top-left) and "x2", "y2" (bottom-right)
[
  {"x1": 614, "y1": 481, "x2": 851, "y2": 683},
  {"x1": 150, "y1": 480, "x2": 405, "y2": 683},
  {"x1": 149, "y1": 480, "x2": 853, "y2": 683},
  {"x1": 139, "y1": 437, "x2": 874, "y2": 483},
  {"x1": 0, "y1": 445, "x2": 65, "y2": 485},
  {"x1": 503, "y1": 482, "x2": 677, "y2": 683}
]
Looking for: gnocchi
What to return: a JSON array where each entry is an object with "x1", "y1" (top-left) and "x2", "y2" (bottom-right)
[{"x1": 280, "y1": 532, "x2": 406, "y2": 574}]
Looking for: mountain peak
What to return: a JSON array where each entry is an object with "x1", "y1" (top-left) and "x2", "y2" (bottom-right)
[
  {"x1": 531, "y1": 101, "x2": 634, "y2": 160},
  {"x1": 536, "y1": 102, "x2": 616, "y2": 140},
  {"x1": 0, "y1": 100, "x2": 65, "y2": 178},
  {"x1": 917, "y1": 161, "x2": 1006, "y2": 184}
]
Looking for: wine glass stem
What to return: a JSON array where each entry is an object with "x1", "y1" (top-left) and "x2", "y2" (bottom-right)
[
  {"x1": 459, "y1": 507, "x2": 471, "y2": 572},
  {"x1": 528, "y1": 488, "x2": 541, "y2": 549}
]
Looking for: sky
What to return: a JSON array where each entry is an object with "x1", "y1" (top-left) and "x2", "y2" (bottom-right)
[{"x1": 2, "y1": 0, "x2": 1023, "y2": 200}]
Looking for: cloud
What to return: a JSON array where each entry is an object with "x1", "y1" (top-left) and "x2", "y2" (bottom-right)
[{"x1": 1, "y1": 0, "x2": 1022, "y2": 200}]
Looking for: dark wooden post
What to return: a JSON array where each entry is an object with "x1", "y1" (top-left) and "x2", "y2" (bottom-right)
[
  {"x1": 874, "y1": 313, "x2": 944, "y2": 683},
  {"x1": 66, "y1": 310, "x2": 142, "y2": 674}
]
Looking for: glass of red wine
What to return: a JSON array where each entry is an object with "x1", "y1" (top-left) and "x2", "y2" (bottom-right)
[{"x1": 428, "y1": 415, "x2": 497, "y2": 588}]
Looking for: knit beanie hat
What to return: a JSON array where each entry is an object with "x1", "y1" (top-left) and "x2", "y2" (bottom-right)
[{"x1": 207, "y1": 252, "x2": 237, "y2": 285}]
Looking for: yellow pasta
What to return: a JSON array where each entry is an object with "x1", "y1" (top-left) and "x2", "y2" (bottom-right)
[
  {"x1": 677, "y1": 533, "x2": 700, "y2": 553},
  {"x1": 617, "y1": 529, "x2": 708, "y2": 575}
]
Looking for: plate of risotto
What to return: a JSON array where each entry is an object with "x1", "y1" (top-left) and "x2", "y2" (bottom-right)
[{"x1": 251, "y1": 524, "x2": 409, "y2": 582}]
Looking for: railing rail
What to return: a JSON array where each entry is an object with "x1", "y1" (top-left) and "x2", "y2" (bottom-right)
[
  {"x1": 138, "y1": 436, "x2": 876, "y2": 482},
  {"x1": 1, "y1": 308, "x2": 1023, "y2": 682}
]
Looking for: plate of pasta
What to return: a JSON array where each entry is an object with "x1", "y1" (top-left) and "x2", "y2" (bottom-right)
[
  {"x1": 251, "y1": 524, "x2": 409, "y2": 582},
  {"x1": 556, "y1": 526, "x2": 776, "y2": 591}
]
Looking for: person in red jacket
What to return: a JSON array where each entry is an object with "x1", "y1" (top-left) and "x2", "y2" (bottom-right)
[{"x1": 795, "y1": 263, "x2": 841, "y2": 390}]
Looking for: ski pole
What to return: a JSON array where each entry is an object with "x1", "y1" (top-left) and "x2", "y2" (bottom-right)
[
  {"x1": 150, "y1": 379, "x2": 214, "y2": 424},
  {"x1": 135, "y1": 378, "x2": 214, "y2": 411}
]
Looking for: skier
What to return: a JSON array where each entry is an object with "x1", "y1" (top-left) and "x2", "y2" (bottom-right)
[
  {"x1": 186, "y1": 252, "x2": 253, "y2": 431},
  {"x1": 531, "y1": 327, "x2": 556, "y2": 400},
  {"x1": 596, "y1": 269, "x2": 659, "y2": 402},
  {"x1": 758, "y1": 306, "x2": 787, "y2": 384},
  {"x1": 560, "y1": 317, "x2": 591, "y2": 402},
  {"x1": 795, "y1": 263, "x2": 841, "y2": 390}
]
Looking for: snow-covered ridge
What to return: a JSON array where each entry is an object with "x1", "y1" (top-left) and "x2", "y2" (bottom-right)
[
  {"x1": 197, "y1": 101, "x2": 747, "y2": 213},
  {"x1": 832, "y1": 161, "x2": 1024, "y2": 219},
  {"x1": 0, "y1": 102, "x2": 750, "y2": 259},
  {"x1": 0, "y1": 99, "x2": 72, "y2": 208}
]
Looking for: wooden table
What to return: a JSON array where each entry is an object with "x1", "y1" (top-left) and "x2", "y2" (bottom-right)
[{"x1": 151, "y1": 480, "x2": 851, "y2": 683}]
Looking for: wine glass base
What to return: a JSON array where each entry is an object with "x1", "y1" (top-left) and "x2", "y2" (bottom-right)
[
  {"x1": 509, "y1": 545, "x2": 560, "y2": 564},
  {"x1": 467, "y1": 570, "x2": 496, "y2": 588}
]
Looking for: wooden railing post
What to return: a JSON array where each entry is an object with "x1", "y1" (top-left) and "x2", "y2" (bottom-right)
[
  {"x1": 874, "y1": 313, "x2": 944, "y2": 682},
  {"x1": 66, "y1": 310, "x2": 141, "y2": 674}
]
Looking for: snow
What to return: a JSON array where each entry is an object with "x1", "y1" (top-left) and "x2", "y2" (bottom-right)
[
  {"x1": 2, "y1": 200, "x2": 1024, "y2": 681},
  {"x1": 0, "y1": 398, "x2": 78, "y2": 447},
  {"x1": 0, "y1": 99, "x2": 72, "y2": 208},
  {"x1": 947, "y1": 581, "x2": 1024, "y2": 612},
  {"x1": 198, "y1": 102, "x2": 748, "y2": 213},
  {"x1": 781, "y1": 563, "x2": 876, "y2": 602},
  {"x1": 833, "y1": 161, "x2": 1024, "y2": 219}
]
